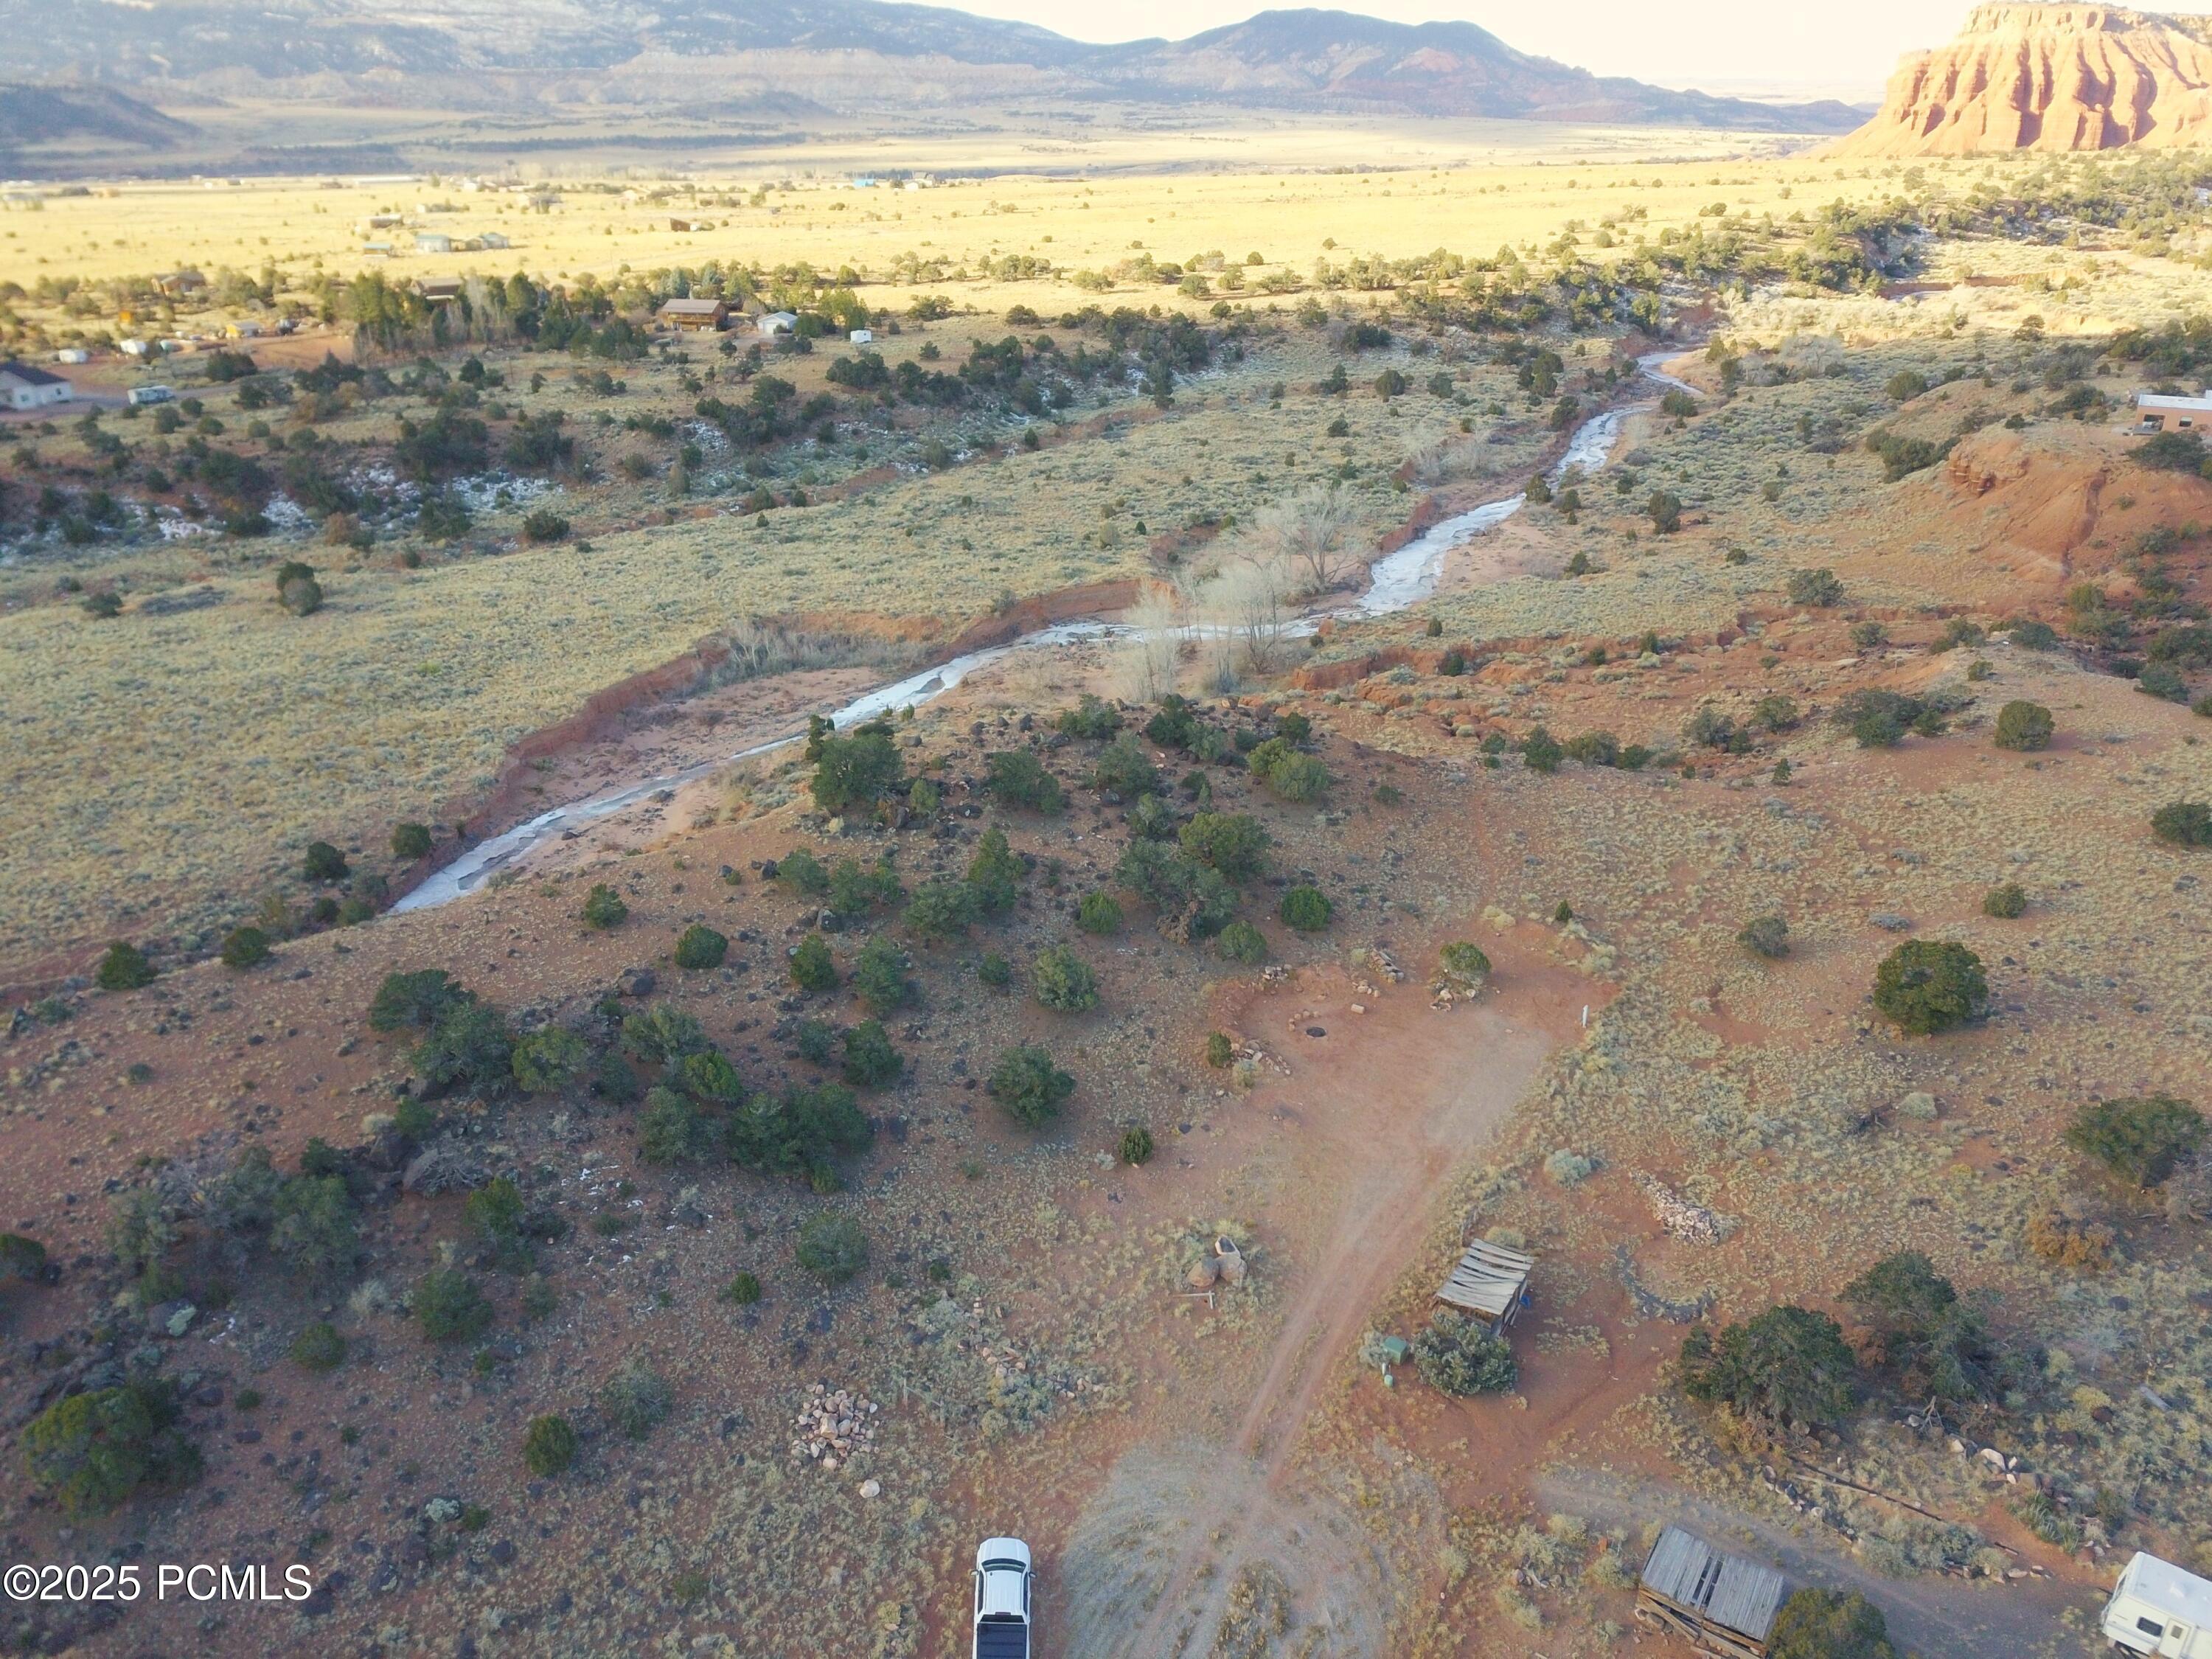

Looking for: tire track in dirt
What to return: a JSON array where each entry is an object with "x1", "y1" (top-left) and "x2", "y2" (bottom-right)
[{"x1": 1060, "y1": 972, "x2": 1582, "y2": 1658}]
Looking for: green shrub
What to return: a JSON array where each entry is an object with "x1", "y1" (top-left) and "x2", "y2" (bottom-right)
[
  {"x1": 289, "y1": 1321, "x2": 347, "y2": 1372},
  {"x1": 1840, "y1": 1251, "x2": 2000, "y2": 1402},
  {"x1": 1786, "y1": 568, "x2": 1844, "y2": 608},
  {"x1": 1647, "y1": 489, "x2": 1682, "y2": 532},
  {"x1": 22, "y1": 1381, "x2": 200, "y2": 1517},
  {"x1": 1205, "y1": 1031, "x2": 1235, "y2": 1068},
  {"x1": 773, "y1": 847, "x2": 830, "y2": 896},
  {"x1": 1438, "y1": 942, "x2": 1490, "y2": 990},
  {"x1": 1077, "y1": 892, "x2": 1123, "y2": 935},
  {"x1": 987, "y1": 750, "x2": 1067, "y2": 813},
  {"x1": 1519, "y1": 727, "x2": 1562, "y2": 773},
  {"x1": 1871, "y1": 940, "x2": 1987, "y2": 1034},
  {"x1": 1739, "y1": 915, "x2": 1790, "y2": 959},
  {"x1": 1883, "y1": 369, "x2": 1928, "y2": 403},
  {"x1": 1119, "y1": 1127, "x2": 1155, "y2": 1166},
  {"x1": 790, "y1": 933, "x2": 838, "y2": 991},
  {"x1": 619, "y1": 1003, "x2": 709, "y2": 1065},
  {"x1": 1993, "y1": 700, "x2": 2053, "y2": 751},
  {"x1": 411, "y1": 1000, "x2": 515, "y2": 1094},
  {"x1": 852, "y1": 935, "x2": 912, "y2": 1014},
  {"x1": 0, "y1": 1232, "x2": 49, "y2": 1282},
  {"x1": 220, "y1": 926, "x2": 271, "y2": 969},
  {"x1": 1091, "y1": 734, "x2": 1162, "y2": 797},
  {"x1": 96, "y1": 941, "x2": 156, "y2": 992},
  {"x1": 2066, "y1": 1094, "x2": 2205, "y2": 1188},
  {"x1": 1216, "y1": 919, "x2": 1268, "y2": 964},
  {"x1": 522, "y1": 1413, "x2": 577, "y2": 1476},
  {"x1": 1057, "y1": 694, "x2": 1122, "y2": 739},
  {"x1": 720, "y1": 1271, "x2": 763, "y2": 1305},
  {"x1": 1680, "y1": 1304, "x2": 1857, "y2": 1427},
  {"x1": 1279, "y1": 886, "x2": 1332, "y2": 931},
  {"x1": 795, "y1": 1213, "x2": 869, "y2": 1282},
  {"x1": 582, "y1": 883, "x2": 628, "y2": 929},
  {"x1": 369, "y1": 967, "x2": 470, "y2": 1032},
  {"x1": 1411, "y1": 1310, "x2": 1518, "y2": 1395},
  {"x1": 964, "y1": 827, "x2": 1024, "y2": 916},
  {"x1": 1032, "y1": 945, "x2": 1099, "y2": 1012},
  {"x1": 600, "y1": 1357, "x2": 673, "y2": 1439},
  {"x1": 1116, "y1": 840, "x2": 1238, "y2": 938},
  {"x1": 521, "y1": 508, "x2": 568, "y2": 543},
  {"x1": 840, "y1": 1020, "x2": 902, "y2": 1088},
  {"x1": 1179, "y1": 813, "x2": 1270, "y2": 883},
  {"x1": 681, "y1": 1046, "x2": 747, "y2": 1103},
  {"x1": 810, "y1": 726, "x2": 904, "y2": 815},
  {"x1": 303, "y1": 841, "x2": 349, "y2": 882},
  {"x1": 1263, "y1": 751, "x2": 1329, "y2": 802},
  {"x1": 270, "y1": 1175, "x2": 357, "y2": 1284},
  {"x1": 990, "y1": 1043, "x2": 1076, "y2": 1127},
  {"x1": 1752, "y1": 694, "x2": 1800, "y2": 732},
  {"x1": 2007, "y1": 618, "x2": 2058, "y2": 649},
  {"x1": 978, "y1": 951, "x2": 1013, "y2": 988},
  {"x1": 726, "y1": 1081, "x2": 872, "y2": 1175},
  {"x1": 904, "y1": 878, "x2": 980, "y2": 942},
  {"x1": 674, "y1": 925, "x2": 728, "y2": 971},
  {"x1": 391, "y1": 821, "x2": 434, "y2": 860},
  {"x1": 1767, "y1": 1588, "x2": 1899, "y2": 1659},
  {"x1": 1982, "y1": 882, "x2": 2027, "y2": 919},
  {"x1": 465, "y1": 1176, "x2": 526, "y2": 1244},
  {"x1": 2152, "y1": 801, "x2": 2212, "y2": 846},
  {"x1": 415, "y1": 1267, "x2": 493, "y2": 1342},
  {"x1": 639, "y1": 1086, "x2": 712, "y2": 1163},
  {"x1": 81, "y1": 590, "x2": 122, "y2": 619},
  {"x1": 1850, "y1": 619, "x2": 1890, "y2": 652},
  {"x1": 512, "y1": 1026, "x2": 590, "y2": 1094},
  {"x1": 827, "y1": 857, "x2": 900, "y2": 918},
  {"x1": 1563, "y1": 730, "x2": 1619, "y2": 766}
]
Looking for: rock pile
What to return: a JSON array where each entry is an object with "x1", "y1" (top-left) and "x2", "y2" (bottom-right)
[
  {"x1": 789, "y1": 1382, "x2": 878, "y2": 1472},
  {"x1": 1635, "y1": 1175, "x2": 1733, "y2": 1244}
]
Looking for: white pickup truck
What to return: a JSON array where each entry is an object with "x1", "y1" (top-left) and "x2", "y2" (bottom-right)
[{"x1": 973, "y1": 1537, "x2": 1035, "y2": 1659}]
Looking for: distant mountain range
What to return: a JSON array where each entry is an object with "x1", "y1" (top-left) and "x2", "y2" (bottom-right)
[{"x1": 0, "y1": 1, "x2": 1864, "y2": 133}]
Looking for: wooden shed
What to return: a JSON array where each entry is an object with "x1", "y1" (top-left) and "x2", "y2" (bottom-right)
[
  {"x1": 1634, "y1": 1526, "x2": 1786, "y2": 1659},
  {"x1": 1433, "y1": 1237, "x2": 1532, "y2": 1329}
]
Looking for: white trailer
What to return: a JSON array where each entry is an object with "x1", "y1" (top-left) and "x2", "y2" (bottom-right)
[{"x1": 2104, "y1": 1552, "x2": 2212, "y2": 1657}]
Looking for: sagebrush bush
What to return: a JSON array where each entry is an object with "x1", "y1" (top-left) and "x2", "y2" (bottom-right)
[
  {"x1": 790, "y1": 933, "x2": 837, "y2": 991},
  {"x1": 2152, "y1": 801, "x2": 2212, "y2": 846},
  {"x1": 2065, "y1": 1093, "x2": 2205, "y2": 1187},
  {"x1": 1077, "y1": 891, "x2": 1123, "y2": 934},
  {"x1": 1982, "y1": 882, "x2": 2027, "y2": 919},
  {"x1": 1119, "y1": 1127, "x2": 1155, "y2": 1166},
  {"x1": 1438, "y1": 942, "x2": 1490, "y2": 990},
  {"x1": 289, "y1": 1321, "x2": 347, "y2": 1371},
  {"x1": 1032, "y1": 945, "x2": 1099, "y2": 1012},
  {"x1": 302, "y1": 841, "x2": 349, "y2": 883},
  {"x1": 414, "y1": 1267, "x2": 492, "y2": 1342},
  {"x1": 523, "y1": 1413, "x2": 577, "y2": 1475},
  {"x1": 795, "y1": 1213, "x2": 869, "y2": 1281},
  {"x1": 220, "y1": 926, "x2": 271, "y2": 970},
  {"x1": 601, "y1": 1357, "x2": 673, "y2": 1440},
  {"x1": 391, "y1": 821, "x2": 433, "y2": 860},
  {"x1": 1216, "y1": 919, "x2": 1267, "y2": 964}
]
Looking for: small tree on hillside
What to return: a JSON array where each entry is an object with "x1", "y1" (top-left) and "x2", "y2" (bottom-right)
[
  {"x1": 990, "y1": 1044, "x2": 1075, "y2": 1127},
  {"x1": 1871, "y1": 940, "x2": 1987, "y2": 1034},
  {"x1": 1679, "y1": 1305, "x2": 1857, "y2": 1429},
  {"x1": 2066, "y1": 1094, "x2": 2205, "y2": 1188}
]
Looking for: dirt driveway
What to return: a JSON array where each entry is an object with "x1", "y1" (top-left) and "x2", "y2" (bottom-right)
[{"x1": 1056, "y1": 953, "x2": 1590, "y2": 1658}]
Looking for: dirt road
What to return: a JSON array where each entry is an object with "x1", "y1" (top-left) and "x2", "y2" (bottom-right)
[{"x1": 1058, "y1": 961, "x2": 1586, "y2": 1658}]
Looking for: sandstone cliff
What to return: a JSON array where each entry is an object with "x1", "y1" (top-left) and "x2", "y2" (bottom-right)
[{"x1": 1828, "y1": 3, "x2": 2212, "y2": 156}]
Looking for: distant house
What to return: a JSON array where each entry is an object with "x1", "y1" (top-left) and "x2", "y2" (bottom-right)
[
  {"x1": 2135, "y1": 390, "x2": 2212, "y2": 433},
  {"x1": 53, "y1": 347, "x2": 90, "y2": 364},
  {"x1": 362, "y1": 240, "x2": 395, "y2": 257},
  {"x1": 758, "y1": 311, "x2": 799, "y2": 337},
  {"x1": 848, "y1": 328, "x2": 874, "y2": 344},
  {"x1": 669, "y1": 217, "x2": 712, "y2": 233},
  {"x1": 657, "y1": 297, "x2": 728, "y2": 331},
  {"x1": 414, "y1": 278, "x2": 465, "y2": 305},
  {"x1": 359, "y1": 214, "x2": 403, "y2": 232},
  {"x1": 477, "y1": 231, "x2": 510, "y2": 249},
  {"x1": 153, "y1": 268, "x2": 206, "y2": 297},
  {"x1": 0, "y1": 360, "x2": 72, "y2": 411},
  {"x1": 414, "y1": 232, "x2": 453, "y2": 254},
  {"x1": 119, "y1": 338, "x2": 153, "y2": 358},
  {"x1": 526, "y1": 192, "x2": 561, "y2": 212}
]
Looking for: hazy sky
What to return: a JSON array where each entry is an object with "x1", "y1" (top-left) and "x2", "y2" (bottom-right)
[{"x1": 950, "y1": 1, "x2": 2212, "y2": 100}]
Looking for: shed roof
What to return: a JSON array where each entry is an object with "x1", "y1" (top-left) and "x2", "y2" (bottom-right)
[
  {"x1": 1639, "y1": 1526, "x2": 1785, "y2": 1641},
  {"x1": 2137, "y1": 392, "x2": 2212, "y2": 411},
  {"x1": 658, "y1": 297, "x2": 726, "y2": 314},
  {"x1": 1435, "y1": 1237, "x2": 1532, "y2": 1319},
  {"x1": 0, "y1": 359, "x2": 66, "y2": 387}
]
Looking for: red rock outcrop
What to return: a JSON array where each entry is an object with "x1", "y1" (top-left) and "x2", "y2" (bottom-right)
[{"x1": 1827, "y1": 4, "x2": 2212, "y2": 156}]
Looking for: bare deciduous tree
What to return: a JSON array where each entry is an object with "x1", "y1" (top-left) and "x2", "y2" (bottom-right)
[{"x1": 1255, "y1": 483, "x2": 1360, "y2": 597}]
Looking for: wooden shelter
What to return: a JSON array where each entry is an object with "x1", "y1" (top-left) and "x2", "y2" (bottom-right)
[
  {"x1": 1634, "y1": 1526, "x2": 1786, "y2": 1659},
  {"x1": 1433, "y1": 1237, "x2": 1532, "y2": 1328}
]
